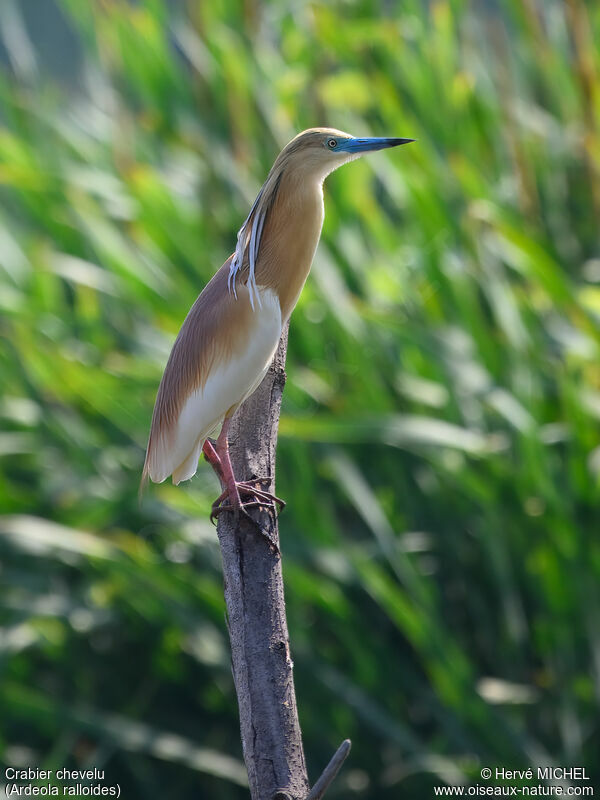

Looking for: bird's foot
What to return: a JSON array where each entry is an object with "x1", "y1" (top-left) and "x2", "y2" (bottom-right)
[
  {"x1": 210, "y1": 479, "x2": 284, "y2": 553},
  {"x1": 237, "y1": 478, "x2": 286, "y2": 511},
  {"x1": 210, "y1": 479, "x2": 285, "y2": 520}
]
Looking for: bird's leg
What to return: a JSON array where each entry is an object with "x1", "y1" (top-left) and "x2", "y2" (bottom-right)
[
  {"x1": 209, "y1": 418, "x2": 285, "y2": 527},
  {"x1": 205, "y1": 438, "x2": 282, "y2": 509},
  {"x1": 202, "y1": 438, "x2": 223, "y2": 483}
]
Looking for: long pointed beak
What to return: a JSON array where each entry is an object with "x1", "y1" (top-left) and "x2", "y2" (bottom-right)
[{"x1": 338, "y1": 137, "x2": 415, "y2": 153}]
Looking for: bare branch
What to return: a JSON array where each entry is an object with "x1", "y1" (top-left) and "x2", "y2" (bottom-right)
[
  {"x1": 215, "y1": 324, "x2": 353, "y2": 799},
  {"x1": 305, "y1": 740, "x2": 352, "y2": 800},
  {"x1": 216, "y1": 325, "x2": 310, "y2": 800}
]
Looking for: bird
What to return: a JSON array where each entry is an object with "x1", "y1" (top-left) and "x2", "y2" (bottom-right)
[{"x1": 142, "y1": 127, "x2": 413, "y2": 520}]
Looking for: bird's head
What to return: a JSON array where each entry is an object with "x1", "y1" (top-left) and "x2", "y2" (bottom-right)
[{"x1": 276, "y1": 127, "x2": 414, "y2": 181}]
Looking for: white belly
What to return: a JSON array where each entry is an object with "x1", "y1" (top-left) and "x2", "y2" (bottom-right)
[{"x1": 151, "y1": 286, "x2": 283, "y2": 484}]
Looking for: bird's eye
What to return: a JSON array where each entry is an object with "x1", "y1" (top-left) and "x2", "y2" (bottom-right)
[{"x1": 327, "y1": 138, "x2": 338, "y2": 149}]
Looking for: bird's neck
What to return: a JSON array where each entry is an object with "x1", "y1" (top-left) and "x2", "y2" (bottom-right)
[{"x1": 254, "y1": 170, "x2": 325, "y2": 321}]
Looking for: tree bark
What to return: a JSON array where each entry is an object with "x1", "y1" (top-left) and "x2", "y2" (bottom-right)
[{"x1": 216, "y1": 323, "x2": 310, "y2": 800}]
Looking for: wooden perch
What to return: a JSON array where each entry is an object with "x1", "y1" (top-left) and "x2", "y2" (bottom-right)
[
  {"x1": 216, "y1": 325, "x2": 307, "y2": 799},
  {"x1": 215, "y1": 325, "x2": 350, "y2": 800}
]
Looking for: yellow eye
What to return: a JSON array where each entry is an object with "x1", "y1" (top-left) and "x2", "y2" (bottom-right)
[{"x1": 327, "y1": 138, "x2": 337, "y2": 149}]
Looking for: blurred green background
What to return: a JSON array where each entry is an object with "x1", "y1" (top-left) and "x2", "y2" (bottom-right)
[{"x1": 1, "y1": 0, "x2": 599, "y2": 797}]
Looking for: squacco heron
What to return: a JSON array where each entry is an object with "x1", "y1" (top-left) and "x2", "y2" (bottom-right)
[{"x1": 142, "y1": 128, "x2": 413, "y2": 520}]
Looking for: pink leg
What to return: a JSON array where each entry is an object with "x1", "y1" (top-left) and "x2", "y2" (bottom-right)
[
  {"x1": 202, "y1": 438, "x2": 223, "y2": 483},
  {"x1": 213, "y1": 417, "x2": 243, "y2": 515},
  {"x1": 210, "y1": 416, "x2": 285, "y2": 524}
]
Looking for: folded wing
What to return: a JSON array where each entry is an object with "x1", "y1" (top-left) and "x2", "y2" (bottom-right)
[{"x1": 143, "y1": 262, "x2": 283, "y2": 486}]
